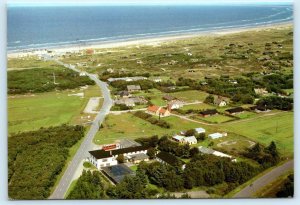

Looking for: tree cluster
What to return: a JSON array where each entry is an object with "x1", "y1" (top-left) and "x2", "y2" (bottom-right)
[
  {"x1": 256, "y1": 96, "x2": 293, "y2": 111},
  {"x1": 158, "y1": 136, "x2": 190, "y2": 158},
  {"x1": 8, "y1": 67, "x2": 95, "y2": 94},
  {"x1": 8, "y1": 125, "x2": 85, "y2": 199},
  {"x1": 67, "y1": 170, "x2": 105, "y2": 199},
  {"x1": 243, "y1": 141, "x2": 280, "y2": 168}
]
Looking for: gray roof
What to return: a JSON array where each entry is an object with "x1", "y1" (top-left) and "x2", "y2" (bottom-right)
[
  {"x1": 128, "y1": 153, "x2": 149, "y2": 161},
  {"x1": 127, "y1": 85, "x2": 141, "y2": 90},
  {"x1": 102, "y1": 164, "x2": 135, "y2": 184},
  {"x1": 198, "y1": 146, "x2": 214, "y2": 154}
]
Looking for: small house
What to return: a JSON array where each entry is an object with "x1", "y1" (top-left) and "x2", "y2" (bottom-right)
[
  {"x1": 183, "y1": 136, "x2": 197, "y2": 145},
  {"x1": 200, "y1": 109, "x2": 218, "y2": 117},
  {"x1": 208, "y1": 133, "x2": 224, "y2": 139},
  {"x1": 172, "y1": 135, "x2": 185, "y2": 143},
  {"x1": 118, "y1": 90, "x2": 131, "y2": 98},
  {"x1": 167, "y1": 100, "x2": 184, "y2": 110},
  {"x1": 195, "y1": 127, "x2": 206, "y2": 134},
  {"x1": 214, "y1": 96, "x2": 227, "y2": 107},
  {"x1": 163, "y1": 95, "x2": 176, "y2": 101},
  {"x1": 127, "y1": 85, "x2": 141, "y2": 93},
  {"x1": 146, "y1": 105, "x2": 170, "y2": 117}
]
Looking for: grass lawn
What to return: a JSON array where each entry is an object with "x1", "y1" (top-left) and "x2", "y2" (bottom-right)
[
  {"x1": 135, "y1": 89, "x2": 166, "y2": 106},
  {"x1": 94, "y1": 113, "x2": 209, "y2": 145},
  {"x1": 181, "y1": 103, "x2": 215, "y2": 111},
  {"x1": 7, "y1": 56, "x2": 58, "y2": 70},
  {"x1": 235, "y1": 111, "x2": 257, "y2": 119},
  {"x1": 219, "y1": 111, "x2": 293, "y2": 157},
  {"x1": 8, "y1": 85, "x2": 102, "y2": 134},
  {"x1": 169, "y1": 90, "x2": 209, "y2": 102},
  {"x1": 192, "y1": 114, "x2": 235, "y2": 124}
]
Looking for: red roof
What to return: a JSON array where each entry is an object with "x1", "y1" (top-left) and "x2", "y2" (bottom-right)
[
  {"x1": 159, "y1": 108, "x2": 167, "y2": 114},
  {"x1": 147, "y1": 105, "x2": 160, "y2": 113}
]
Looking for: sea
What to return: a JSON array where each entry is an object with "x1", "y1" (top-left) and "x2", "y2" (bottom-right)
[{"x1": 7, "y1": 4, "x2": 293, "y2": 52}]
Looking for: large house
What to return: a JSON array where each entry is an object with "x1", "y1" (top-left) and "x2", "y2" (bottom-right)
[
  {"x1": 198, "y1": 146, "x2": 236, "y2": 162},
  {"x1": 89, "y1": 145, "x2": 149, "y2": 169},
  {"x1": 146, "y1": 105, "x2": 170, "y2": 117}
]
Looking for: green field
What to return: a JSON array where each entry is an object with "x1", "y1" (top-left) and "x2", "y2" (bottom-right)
[
  {"x1": 7, "y1": 56, "x2": 59, "y2": 70},
  {"x1": 193, "y1": 114, "x2": 235, "y2": 124},
  {"x1": 169, "y1": 90, "x2": 209, "y2": 102},
  {"x1": 8, "y1": 85, "x2": 102, "y2": 134},
  {"x1": 181, "y1": 103, "x2": 215, "y2": 111},
  {"x1": 94, "y1": 113, "x2": 209, "y2": 145},
  {"x1": 219, "y1": 112, "x2": 293, "y2": 157}
]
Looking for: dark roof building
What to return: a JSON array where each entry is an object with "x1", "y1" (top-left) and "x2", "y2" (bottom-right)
[
  {"x1": 226, "y1": 107, "x2": 244, "y2": 114},
  {"x1": 89, "y1": 145, "x2": 149, "y2": 159},
  {"x1": 200, "y1": 109, "x2": 218, "y2": 116},
  {"x1": 102, "y1": 164, "x2": 135, "y2": 184},
  {"x1": 250, "y1": 105, "x2": 268, "y2": 111}
]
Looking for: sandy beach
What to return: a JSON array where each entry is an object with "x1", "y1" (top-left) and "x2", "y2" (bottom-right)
[{"x1": 7, "y1": 22, "x2": 292, "y2": 59}]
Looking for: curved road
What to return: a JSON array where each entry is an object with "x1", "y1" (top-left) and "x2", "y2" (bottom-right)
[
  {"x1": 233, "y1": 159, "x2": 294, "y2": 198},
  {"x1": 43, "y1": 55, "x2": 113, "y2": 199}
]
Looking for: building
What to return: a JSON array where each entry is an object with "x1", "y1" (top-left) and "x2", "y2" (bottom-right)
[
  {"x1": 146, "y1": 105, "x2": 170, "y2": 117},
  {"x1": 195, "y1": 127, "x2": 206, "y2": 134},
  {"x1": 156, "y1": 151, "x2": 185, "y2": 169},
  {"x1": 153, "y1": 78, "x2": 162, "y2": 82},
  {"x1": 127, "y1": 153, "x2": 149, "y2": 164},
  {"x1": 107, "y1": 76, "x2": 147, "y2": 83},
  {"x1": 167, "y1": 100, "x2": 184, "y2": 110},
  {"x1": 250, "y1": 105, "x2": 268, "y2": 112},
  {"x1": 200, "y1": 109, "x2": 218, "y2": 117},
  {"x1": 198, "y1": 146, "x2": 236, "y2": 162},
  {"x1": 117, "y1": 90, "x2": 131, "y2": 98},
  {"x1": 89, "y1": 145, "x2": 149, "y2": 169},
  {"x1": 183, "y1": 136, "x2": 197, "y2": 145},
  {"x1": 214, "y1": 96, "x2": 227, "y2": 107},
  {"x1": 162, "y1": 95, "x2": 177, "y2": 101},
  {"x1": 127, "y1": 85, "x2": 141, "y2": 92},
  {"x1": 114, "y1": 98, "x2": 135, "y2": 107},
  {"x1": 226, "y1": 107, "x2": 244, "y2": 115},
  {"x1": 172, "y1": 135, "x2": 185, "y2": 143},
  {"x1": 101, "y1": 164, "x2": 135, "y2": 184},
  {"x1": 208, "y1": 132, "x2": 225, "y2": 139},
  {"x1": 79, "y1": 71, "x2": 87, "y2": 76}
]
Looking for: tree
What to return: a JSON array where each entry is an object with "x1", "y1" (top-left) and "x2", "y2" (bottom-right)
[
  {"x1": 185, "y1": 129, "x2": 196, "y2": 137},
  {"x1": 189, "y1": 147, "x2": 199, "y2": 158},
  {"x1": 147, "y1": 147, "x2": 156, "y2": 159},
  {"x1": 116, "y1": 154, "x2": 125, "y2": 163},
  {"x1": 204, "y1": 95, "x2": 214, "y2": 104}
]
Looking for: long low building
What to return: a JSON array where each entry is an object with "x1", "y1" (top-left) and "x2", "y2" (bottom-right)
[
  {"x1": 89, "y1": 145, "x2": 149, "y2": 169},
  {"x1": 198, "y1": 146, "x2": 236, "y2": 162}
]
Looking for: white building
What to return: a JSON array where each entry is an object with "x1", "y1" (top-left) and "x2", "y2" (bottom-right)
[
  {"x1": 183, "y1": 136, "x2": 197, "y2": 145},
  {"x1": 195, "y1": 127, "x2": 206, "y2": 134},
  {"x1": 172, "y1": 135, "x2": 185, "y2": 143},
  {"x1": 167, "y1": 100, "x2": 184, "y2": 110},
  {"x1": 89, "y1": 145, "x2": 148, "y2": 169},
  {"x1": 208, "y1": 132, "x2": 224, "y2": 139},
  {"x1": 198, "y1": 146, "x2": 237, "y2": 162}
]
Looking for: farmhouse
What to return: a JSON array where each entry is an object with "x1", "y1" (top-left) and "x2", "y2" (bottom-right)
[
  {"x1": 167, "y1": 100, "x2": 184, "y2": 110},
  {"x1": 127, "y1": 85, "x2": 141, "y2": 92},
  {"x1": 195, "y1": 127, "x2": 206, "y2": 134},
  {"x1": 146, "y1": 105, "x2": 170, "y2": 117},
  {"x1": 208, "y1": 132, "x2": 226, "y2": 139},
  {"x1": 200, "y1": 109, "x2": 218, "y2": 117},
  {"x1": 89, "y1": 145, "x2": 149, "y2": 169},
  {"x1": 114, "y1": 98, "x2": 135, "y2": 107},
  {"x1": 226, "y1": 107, "x2": 244, "y2": 114},
  {"x1": 183, "y1": 136, "x2": 197, "y2": 145},
  {"x1": 214, "y1": 96, "x2": 227, "y2": 107}
]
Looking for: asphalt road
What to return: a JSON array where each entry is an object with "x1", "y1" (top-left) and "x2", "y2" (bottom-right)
[
  {"x1": 44, "y1": 56, "x2": 113, "y2": 199},
  {"x1": 233, "y1": 159, "x2": 294, "y2": 198}
]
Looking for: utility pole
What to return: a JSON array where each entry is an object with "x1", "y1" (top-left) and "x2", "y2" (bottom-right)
[{"x1": 53, "y1": 72, "x2": 58, "y2": 85}]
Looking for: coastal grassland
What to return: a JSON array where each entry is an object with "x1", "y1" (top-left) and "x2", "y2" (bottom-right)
[
  {"x1": 168, "y1": 90, "x2": 209, "y2": 102},
  {"x1": 219, "y1": 111, "x2": 293, "y2": 157},
  {"x1": 192, "y1": 114, "x2": 235, "y2": 124},
  {"x1": 7, "y1": 56, "x2": 58, "y2": 70},
  {"x1": 8, "y1": 85, "x2": 102, "y2": 134},
  {"x1": 8, "y1": 66, "x2": 95, "y2": 94},
  {"x1": 61, "y1": 25, "x2": 293, "y2": 81},
  {"x1": 94, "y1": 112, "x2": 211, "y2": 145}
]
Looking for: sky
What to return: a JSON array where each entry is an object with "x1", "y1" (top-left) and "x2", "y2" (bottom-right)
[{"x1": 7, "y1": 0, "x2": 293, "y2": 6}]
